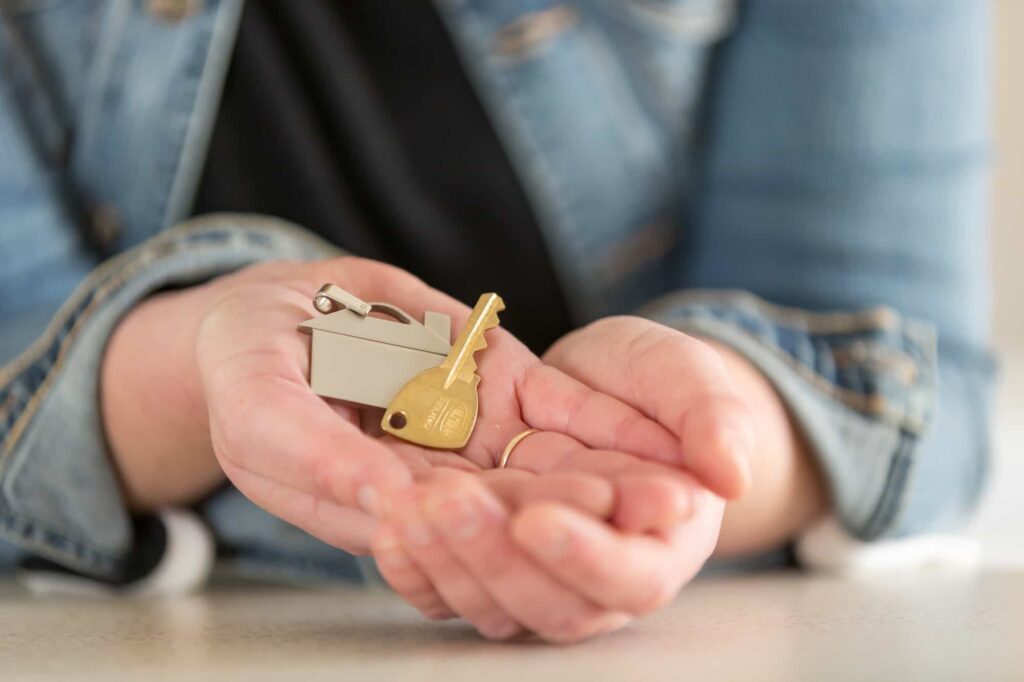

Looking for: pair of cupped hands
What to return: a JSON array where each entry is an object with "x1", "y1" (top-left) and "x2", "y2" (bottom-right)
[{"x1": 196, "y1": 258, "x2": 754, "y2": 643}]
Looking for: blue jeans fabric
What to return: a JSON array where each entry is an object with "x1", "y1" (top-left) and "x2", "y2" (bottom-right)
[{"x1": 0, "y1": 0, "x2": 993, "y2": 582}]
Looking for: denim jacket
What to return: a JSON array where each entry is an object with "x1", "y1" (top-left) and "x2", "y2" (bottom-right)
[{"x1": 0, "y1": 0, "x2": 994, "y2": 582}]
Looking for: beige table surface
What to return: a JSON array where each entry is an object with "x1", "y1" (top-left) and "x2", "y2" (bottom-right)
[{"x1": 1, "y1": 571, "x2": 1021, "y2": 682}]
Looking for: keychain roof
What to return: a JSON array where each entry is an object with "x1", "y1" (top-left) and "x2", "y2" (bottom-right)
[{"x1": 300, "y1": 284, "x2": 452, "y2": 408}]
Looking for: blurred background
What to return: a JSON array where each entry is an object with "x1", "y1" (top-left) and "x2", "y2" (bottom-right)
[{"x1": 969, "y1": 0, "x2": 1023, "y2": 564}]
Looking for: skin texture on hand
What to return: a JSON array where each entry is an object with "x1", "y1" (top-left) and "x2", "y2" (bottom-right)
[
  {"x1": 540, "y1": 318, "x2": 828, "y2": 556},
  {"x1": 101, "y1": 258, "x2": 702, "y2": 550},
  {"x1": 373, "y1": 317, "x2": 828, "y2": 643},
  {"x1": 375, "y1": 433, "x2": 723, "y2": 642},
  {"x1": 101, "y1": 257, "x2": 824, "y2": 643},
  {"x1": 101, "y1": 283, "x2": 224, "y2": 510}
]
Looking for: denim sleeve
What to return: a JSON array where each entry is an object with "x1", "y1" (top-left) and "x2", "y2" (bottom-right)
[
  {"x1": 657, "y1": 0, "x2": 994, "y2": 539},
  {"x1": 0, "y1": 214, "x2": 337, "y2": 580}
]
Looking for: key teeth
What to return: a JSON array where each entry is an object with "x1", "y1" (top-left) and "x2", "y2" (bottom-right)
[
  {"x1": 472, "y1": 313, "x2": 500, "y2": 349},
  {"x1": 443, "y1": 299, "x2": 503, "y2": 387}
]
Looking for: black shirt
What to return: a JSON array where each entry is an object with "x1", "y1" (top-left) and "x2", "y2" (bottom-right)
[{"x1": 193, "y1": 0, "x2": 573, "y2": 353}]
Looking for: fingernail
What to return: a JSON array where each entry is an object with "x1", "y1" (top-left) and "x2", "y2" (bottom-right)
[
  {"x1": 529, "y1": 518, "x2": 572, "y2": 561},
  {"x1": 357, "y1": 485, "x2": 382, "y2": 516}
]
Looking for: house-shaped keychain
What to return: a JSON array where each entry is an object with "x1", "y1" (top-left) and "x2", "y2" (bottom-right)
[{"x1": 299, "y1": 284, "x2": 452, "y2": 409}]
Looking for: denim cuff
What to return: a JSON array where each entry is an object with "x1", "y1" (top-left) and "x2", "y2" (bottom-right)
[
  {"x1": 0, "y1": 214, "x2": 337, "y2": 580},
  {"x1": 640, "y1": 289, "x2": 938, "y2": 540}
]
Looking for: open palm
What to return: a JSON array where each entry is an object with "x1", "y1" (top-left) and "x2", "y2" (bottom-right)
[{"x1": 195, "y1": 257, "x2": 686, "y2": 553}]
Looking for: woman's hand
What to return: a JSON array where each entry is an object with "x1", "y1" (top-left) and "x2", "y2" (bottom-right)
[
  {"x1": 542, "y1": 315, "x2": 827, "y2": 557},
  {"x1": 374, "y1": 442, "x2": 724, "y2": 643},
  {"x1": 102, "y1": 257, "x2": 690, "y2": 554},
  {"x1": 372, "y1": 316, "x2": 766, "y2": 643},
  {"x1": 365, "y1": 315, "x2": 763, "y2": 643},
  {"x1": 543, "y1": 316, "x2": 757, "y2": 500}
]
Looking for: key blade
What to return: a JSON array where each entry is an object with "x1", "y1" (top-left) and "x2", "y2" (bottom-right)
[{"x1": 441, "y1": 293, "x2": 504, "y2": 388}]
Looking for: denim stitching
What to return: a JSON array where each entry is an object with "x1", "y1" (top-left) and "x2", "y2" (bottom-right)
[
  {"x1": 1, "y1": 511, "x2": 120, "y2": 575},
  {"x1": 641, "y1": 290, "x2": 937, "y2": 432},
  {"x1": 0, "y1": 216, "x2": 335, "y2": 575},
  {"x1": 672, "y1": 308, "x2": 926, "y2": 427},
  {"x1": 647, "y1": 293, "x2": 942, "y2": 539},
  {"x1": 0, "y1": 218, "x2": 331, "y2": 460}
]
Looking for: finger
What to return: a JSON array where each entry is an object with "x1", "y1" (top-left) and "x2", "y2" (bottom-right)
[
  {"x1": 511, "y1": 503, "x2": 712, "y2": 615},
  {"x1": 219, "y1": 459, "x2": 378, "y2": 553},
  {"x1": 544, "y1": 318, "x2": 755, "y2": 499},
  {"x1": 515, "y1": 364, "x2": 682, "y2": 465},
  {"x1": 205, "y1": 363, "x2": 413, "y2": 516},
  {"x1": 478, "y1": 468, "x2": 692, "y2": 533},
  {"x1": 500, "y1": 432, "x2": 699, "y2": 533},
  {"x1": 373, "y1": 524, "x2": 455, "y2": 620},
  {"x1": 611, "y1": 474, "x2": 694, "y2": 533},
  {"x1": 421, "y1": 472, "x2": 631, "y2": 643},
  {"x1": 393, "y1": 489, "x2": 523, "y2": 640},
  {"x1": 477, "y1": 469, "x2": 615, "y2": 519},
  {"x1": 331, "y1": 257, "x2": 469, "y2": 322}
]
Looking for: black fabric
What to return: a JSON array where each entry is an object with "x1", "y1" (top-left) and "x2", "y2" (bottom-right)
[{"x1": 193, "y1": 0, "x2": 573, "y2": 353}]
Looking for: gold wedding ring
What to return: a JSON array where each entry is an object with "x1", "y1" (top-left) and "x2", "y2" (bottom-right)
[{"x1": 498, "y1": 428, "x2": 541, "y2": 469}]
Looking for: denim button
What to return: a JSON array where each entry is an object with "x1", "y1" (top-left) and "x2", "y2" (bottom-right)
[{"x1": 147, "y1": 0, "x2": 202, "y2": 23}]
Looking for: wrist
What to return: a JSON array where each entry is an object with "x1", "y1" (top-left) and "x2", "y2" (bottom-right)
[
  {"x1": 100, "y1": 281, "x2": 225, "y2": 510},
  {"x1": 702, "y1": 339, "x2": 829, "y2": 557}
]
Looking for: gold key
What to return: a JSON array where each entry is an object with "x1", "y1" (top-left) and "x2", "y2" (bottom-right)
[{"x1": 381, "y1": 293, "x2": 505, "y2": 449}]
